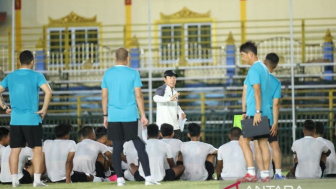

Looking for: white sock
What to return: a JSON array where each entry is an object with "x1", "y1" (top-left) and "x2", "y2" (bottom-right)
[
  {"x1": 117, "y1": 177, "x2": 125, "y2": 183},
  {"x1": 276, "y1": 169, "x2": 282, "y2": 175},
  {"x1": 145, "y1": 176, "x2": 152, "y2": 181},
  {"x1": 247, "y1": 167, "x2": 256, "y2": 176},
  {"x1": 260, "y1": 170, "x2": 269, "y2": 179},
  {"x1": 12, "y1": 174, "x2": 19, "y2": 183},
  {"x1": 93, "y1": 176, "x2": 102, "y2": 182},
  {"x1": 34, "y1": 173, "x2": 41, "y2": 183}
]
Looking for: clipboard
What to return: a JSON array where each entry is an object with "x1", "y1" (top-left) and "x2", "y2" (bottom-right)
[{"x1": 241, "y1": 116, "x2": 270, "y2": 138}]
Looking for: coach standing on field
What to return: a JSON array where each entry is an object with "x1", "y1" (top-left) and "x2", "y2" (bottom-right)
[
  {"x1": 0, "y1": 50, "x2": 52, "y2": 187},
  {"x1": 101, "y1": 47, "x2": 159, "y2": 186}
]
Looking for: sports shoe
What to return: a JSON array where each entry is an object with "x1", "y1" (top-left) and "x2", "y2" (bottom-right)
[
  {"x1": 145, "y1": 179, "x2": 161, "y2": 185},
  {"x1": 117, "y1": 178, "x2": 125, "y2": 187},
  {"x1": 33, "y1": 181, "x2": 48, "y2": 187},
  {"x1": 12, "y1": 181, "x2": 20, "y2": 188},
  {"x1": 274, "y1": 173, "x2": 286, "y2": 180},
  {"x1": 260, "y1": 177, "x2": 270, "y2": 182},
  {"x1": 237, "y1": 173, "x2": 258, "y2": 183}
]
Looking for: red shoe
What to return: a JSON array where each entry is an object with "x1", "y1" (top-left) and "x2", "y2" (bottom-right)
[
  {"x1": 260, "y1": 177, "x2": 270, "y2": 182},
  {"x1": 237, "y1": 173, "x2": 258, "y2": 182}
]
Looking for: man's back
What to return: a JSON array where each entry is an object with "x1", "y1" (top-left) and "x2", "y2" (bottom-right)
[
  {"x1": 181, "y1": 141, "x2": 216, "y2": 181},
  {"x1": 0, "y1": 146, "x2": 32, "y2": 182},
  {"x1": 292, "y1": 136, "x2": 329, "y2": 178},
  {"x1": 218, "y1": 141, "x2": 246, "y2": 180},
  {"x1": 139, "y1": 139, "x2": 172, "y2": 182},
  {"x1": 73, "y1": 139, "x2": 108, "y2": 175},
  {"x1": 101, "y1": 66, "x2": 142, "y2": 122},
  {"x1": 316, "y1": 137, "x2": 336, "y2": 175},
  {"x1": 43, "y1": 139, "x2": 76, "y2": 182},
  {"x1": 0, "y1": 69, "x2": 47, "y2": 125}
]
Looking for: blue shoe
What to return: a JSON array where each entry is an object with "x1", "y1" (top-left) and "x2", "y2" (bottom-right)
[{"x1": 274, "y1": 173, "x2": 286, "y2": 180}]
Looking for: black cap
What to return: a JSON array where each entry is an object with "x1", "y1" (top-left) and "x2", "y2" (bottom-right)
[{"x1": 164, "y1": 70, "x2": 178, "y2": 77}]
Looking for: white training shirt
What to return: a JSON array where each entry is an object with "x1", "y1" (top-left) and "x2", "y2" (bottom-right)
[
  {"x1": 0, "y1": 146, "x2": 33, "y2": 183},
  {"x1": 161, "y1": 138, "x2": 183, "y2": 169},
  {"x1": 217, "y1": 141, "x2": 246, "y2": 180},
  {"x1": 181, "y1": 141, "x2": 217, "y2": 181},
  {"x1": 292, "y1": 136, "x2": 329, "y2": 178},
  {"x1": 0, "y1": 144, "x2": 5, "y2": 169},
  {"x1": 153, "y1": 84, "x2": 184, "y2": 130},
  {"x1": 316, "y1": 137, "x2": 336, "y2": 175},
  {"x1": 43, "y1": 139, "x2": 76, "y2": 182},
  {"x1": 73, "y1": 139, "x2": 109, "y2": 176},
  {"x1": 139, "y1": 139, "x2": 173, "y2": 182}
]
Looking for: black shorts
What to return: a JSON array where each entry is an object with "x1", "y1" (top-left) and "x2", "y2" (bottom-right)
[
  {"x1": 268, "y1": 133, "x2": 278, "y2": 143},
  {"x1": 107, "y1": 121, "x2": 138, "y2": 141},
  {"x1": 164, "y1": 169, "x2": 176, "y2": 181},
  {"x1": 71, "y1": 171, "x2": 88, "y2": 182},
  {"x1": 20, "y1": 169, "x2": 33, "y2": 184},
  {"x1": 10, "y1": 124, "x2": 43, "y2": 148}
]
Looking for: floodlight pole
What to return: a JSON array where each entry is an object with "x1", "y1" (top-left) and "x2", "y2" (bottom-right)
[
  {"x1": 11, "y1": 0, "x2": 15, "y2": 71},
  {"x1": 289, "y1": 0, "x2": 296, "y2": 141},
  {"x1": 147, "y1": 0, "x2": 153, "y2": 123}
]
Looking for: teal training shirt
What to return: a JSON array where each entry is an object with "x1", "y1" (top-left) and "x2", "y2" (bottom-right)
[
  {"x1": 101, "y1": 65, "x2": 142, "y2": 122},
  {"x1": 243, "y1": 61, "x2": 271, "y2": 120},
  {"x1": 0, "y1": 69, "x2": 47, "y2": 125},
  {"x1": 268, "y1": 73, "x2": 281, "y2": 126}
]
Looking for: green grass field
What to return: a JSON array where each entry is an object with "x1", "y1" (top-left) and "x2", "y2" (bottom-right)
[{"x1": 1, "y1": 179, "x2": 336, "y2": 189}]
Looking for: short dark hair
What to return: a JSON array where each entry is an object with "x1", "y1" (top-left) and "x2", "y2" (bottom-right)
[
  {"x1": 79, "y1": 126, "x2": 94, "y2": 138},
  {"x1": 265, "y1": 53, "x2": 279, "y2": 69},
  {"x1": 54, "y1": 123, "x2": 72, "y2": 138},
  {"x1": 95, "y1": 127, "x2": 107, "y2": 139},
  {"x1": 230, "y1": 127, "x2": 242, "y2": 139},
  {"x1": 239, "y1": 41, "x2": 257, "y2": 55},
  {"x1": 115, "y1": 48, "x2": 129, "y2": 62},
  {"x1": 160, "y1": 123, "x2": 174, "y2": 137},
  {"x1": 0, "y1": 127, "x2": 9, "y2": 141},
  {"x1": 147, "y1": 124, "x2": 159, "y2": 138},
  {"x1": 188, "y1": 123, "x2": 201, "y2": 137},
  {"x1": 303, "y1": 119, "x2": 315, "y2": 132},
  {"x1": 315, "y1": 121, "x2": 324, "y2": 135},
  {"x1": 19, "y1": 50, "x2": 34, "y2": 65}
]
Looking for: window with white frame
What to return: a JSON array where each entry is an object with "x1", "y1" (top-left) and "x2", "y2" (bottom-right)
[
  {"x1": 160, "y1": 25, "x2": 182, "y2": 63},
  {"x1": 185, "y1": 23, "x2": 212, "y2": 62},
  {"x1": 159, "y1": 23, "x2": 212, "y2": 63},
  {"x1": 47, "y1": 27, "x2": 99, "y2": 66}
]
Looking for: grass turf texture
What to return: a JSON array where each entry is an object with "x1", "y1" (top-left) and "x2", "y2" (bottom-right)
[{"x1": 1, "y1": 179, "x2": 336, "y2": 189}]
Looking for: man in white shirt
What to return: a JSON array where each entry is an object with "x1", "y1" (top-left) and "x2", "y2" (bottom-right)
[
  {"x1": 181, "y1": 123, "x2": 217, "y2": 181},
  {"x1": 137, "y1": 124, "x2": 184, "y2": 182},
  {"x1": 153, "y1": 70, "x2": 186, "y2": 139},
  {"x1": 217, "y1": 127, "x2": 246, "y2": 180},
  {"x1": 73, "y1": 126, "x2": 112, "y2": 182},
  {"x1": 122, "y1": 141, "x2": 138, "y2": 181},
  {"x1": 95, "y1": 127, "x2": 113, "y2": 180},
  {"x1": 0, "y1": 146, "x2": 33, "y2": 184},
  {"x1": 0, "y1": 127, "x2": 9, "y2": 170},
  {"x1": 291, "y1": 120, "x2": 331, "y2": 179},
  {"x1": 43, "y1": 123, "x2": 78, "y2": 183},
  {"x1": 160, "y1": 123, "x2": 183, "y2": 164},
  {"x1": 314, "y1": 121, "x2": 336, "y2": 177}
]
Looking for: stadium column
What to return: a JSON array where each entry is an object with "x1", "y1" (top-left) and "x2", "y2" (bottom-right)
[
  {"x1": 323, "y1": 29, "x2": 334, "y2": 81},
  {"x1": 240, "y1": 0, "x2": 247, "y2": 43},
  {"x1": 125, "y1": 0, "x2": 132, "y2": 49},
  {"x1": 15, "y1": 0, "x2": 22, "y2": 68},
  {"x1": 226, "y1": 32, "x2": 235, "y2": 85},
  {"x1": 129, "y1": 35, "x2": 140, "y2": 69}
]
